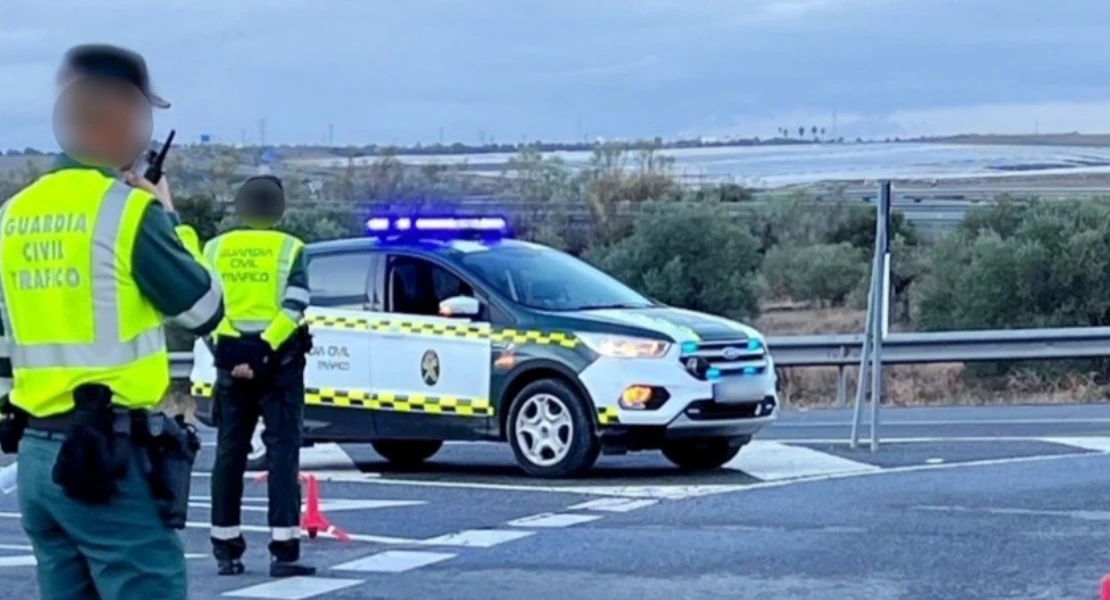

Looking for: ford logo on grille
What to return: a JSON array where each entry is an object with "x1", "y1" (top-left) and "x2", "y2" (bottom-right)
[{"x1": 722, "y1": 346, "x2": 742, "y2": 360}]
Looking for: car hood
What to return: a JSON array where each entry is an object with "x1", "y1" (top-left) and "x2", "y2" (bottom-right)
[{"x1": 573, "y1": 307, "x2": 762, "y2": 343}]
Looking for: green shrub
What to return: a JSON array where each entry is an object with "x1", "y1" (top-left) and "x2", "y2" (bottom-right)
[
  {"x1": 583, "y1": 200, "x2": 763, "y2": 319},
  {"x1": 763, "y1": 243, "x2": 866, "y2": 306}
]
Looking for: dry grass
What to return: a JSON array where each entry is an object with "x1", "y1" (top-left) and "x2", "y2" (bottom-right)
[{"x1": 756, "y1": 306, "x2": 1110, "y2": 407}]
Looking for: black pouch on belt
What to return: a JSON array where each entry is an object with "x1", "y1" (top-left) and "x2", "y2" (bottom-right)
[
  {"x1": 0, "y1": 396, "x2": 28, "y2": 455},
  {"x1": 52, "y1": 384, "x2": 130, "y2": 505},
  {"x1": 140, "y1": 413, "x2": 201, "y2": 529}
]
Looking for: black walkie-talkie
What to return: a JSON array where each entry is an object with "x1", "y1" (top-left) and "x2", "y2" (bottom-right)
[{"x1": 143, "y1": 129, "x2": 176, "y2": 185}]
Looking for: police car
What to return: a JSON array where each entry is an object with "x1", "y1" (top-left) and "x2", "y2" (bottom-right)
[{"x1": 190, "y1": 216, "x2": 778, "y2": 478}]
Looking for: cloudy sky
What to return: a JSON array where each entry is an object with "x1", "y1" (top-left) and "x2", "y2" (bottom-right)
[{"x1": 2, "y1": 0, "x2": 1109, "y2": 148}]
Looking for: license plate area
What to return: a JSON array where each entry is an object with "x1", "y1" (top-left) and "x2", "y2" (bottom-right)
[{"x1": 712, "y1": 376, "x2": 761, "y2": 404}]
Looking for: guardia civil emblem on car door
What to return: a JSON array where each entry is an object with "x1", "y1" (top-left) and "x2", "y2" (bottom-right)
[{"x1": 421, "y1": 349, "x2": 440, "y2": 386}]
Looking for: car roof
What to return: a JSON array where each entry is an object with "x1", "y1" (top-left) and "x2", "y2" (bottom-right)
[{"x1": 305, "y1": 236, "x2": 541, "y2": 258}]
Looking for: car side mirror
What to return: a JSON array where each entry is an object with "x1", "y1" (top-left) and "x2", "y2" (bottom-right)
[{"x1": 439, "y1": 295, "x2": 480, "y2": 318}]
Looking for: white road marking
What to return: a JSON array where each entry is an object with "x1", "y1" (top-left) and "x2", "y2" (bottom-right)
[
  {"x1": 331, "y1": 550, "x2": 456, "y2": 573},
  {"x1": 729, "y1": 441, "x2": 881, "y2": 480},
  {"x1": 925, "y1": 458, "x2": 944, "y2": 464},
  {"x1": 223, "y1": 576, "x2": 364, "y2": 599},
  {"x1": 567, "y1": 498, "x2": 660, "y2": 512},
  {"x1": 181, "y1": 521, "x2": 423, "y2": 545},
  {"x1": 774, "y1": 417, "x2": 1110, "y2": 427},
  {"x1": 913, "y1": 505, "x2": 1110, "y2": 521},
  {"x1": 0, "y1": 555, "x2": 36, "y2": 567},
  {"x1": 1039, "y1": 437, "x2": 1110, "y2": 453},
  {"x1": 421, "y1": 529, "x2": 534, "y2": 548},
  {"x1": 187, "y1": 438, "x2": 1110, "y2": 501},
  {"x1": 187, "y1": 497, "x2": 425, "y2": 513},
  {"x1": 506, "y1": 513, "x2": 602, "y2": 528}
]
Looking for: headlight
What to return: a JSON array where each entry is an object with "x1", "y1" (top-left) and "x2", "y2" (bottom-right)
[{"x1": 577, "y1": 333, "x2": 671, "y2": 358}]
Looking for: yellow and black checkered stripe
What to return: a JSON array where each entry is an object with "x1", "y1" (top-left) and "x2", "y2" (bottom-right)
[
  {"x1": 304, "y1": 314, "x2": 578, "y2": 348},
  {"x1": 490, "y1": 328, "x2": 578, "y2": 349},
  {"x1": 191, "y1": 382, "x2": 492, "y2": 417},
  {"x1": 597, "y1": 407, "x2": 620, "y2": 425},
  {"x1": 306, "y1": 387, "x2": 493, "y2": 417}
]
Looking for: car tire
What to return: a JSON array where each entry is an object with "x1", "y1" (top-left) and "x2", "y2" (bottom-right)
[
  {"x1": 371, "y1": 440, "x2": 444, "y2": 468},
  {"x1": 661, "y1": 436, "x2": 748, "y2": 471},
  {"x1": 246, "y1": 420, "x2": 269, "y2": 471},
  {"x1": 507, "y1": 378, "x2": 600, "y2": 478}
]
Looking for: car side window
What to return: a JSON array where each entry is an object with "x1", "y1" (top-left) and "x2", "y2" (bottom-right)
[
  {"x1": 306, "y1": 252, "x2": 373, "y2": 306},
  {"x1": 387, "y1": 255, "x2": 475, "y2": 317}
]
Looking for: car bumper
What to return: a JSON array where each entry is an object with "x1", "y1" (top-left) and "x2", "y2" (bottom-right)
[{"x1": 577, "y1": 354, "x2": 779, "y2": 442}]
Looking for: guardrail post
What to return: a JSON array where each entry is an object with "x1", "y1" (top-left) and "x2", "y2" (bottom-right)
[{"x1": 836, "y1": 346, "x2": 849, "y2": 407}]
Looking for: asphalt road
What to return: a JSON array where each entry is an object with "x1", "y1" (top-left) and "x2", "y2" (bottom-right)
[{"x1": 2, "y1": 403, "x2": 1110, "y2": 600}]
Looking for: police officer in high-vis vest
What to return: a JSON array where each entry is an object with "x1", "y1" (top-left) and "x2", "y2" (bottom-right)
[
  {"x1": 207, "y1": 175, "x2": 314, "y2": 578},
  {"x1": 0, "y1": 45, "x2": 224, "y2": 599}
]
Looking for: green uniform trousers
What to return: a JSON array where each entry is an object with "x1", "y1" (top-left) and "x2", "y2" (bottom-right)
[{"x1": 17, "y1": 431, "x2": 187, "y2": 600}]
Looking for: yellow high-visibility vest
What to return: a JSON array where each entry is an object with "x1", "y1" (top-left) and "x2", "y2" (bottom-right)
[
  {"x1": 203, "y1": 229, "x2": 303, "y2": 346},
  {"x1": 0, "y1": 170, "x2": 168, "y2": 418}
]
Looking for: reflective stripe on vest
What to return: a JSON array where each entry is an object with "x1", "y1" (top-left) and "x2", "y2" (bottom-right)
[
  {"x1": 206, "y1": 230, "x2": 303, "y2": 335},
  {"x1": 0, "y1": 173, "x2": 168, "y2": 416}
]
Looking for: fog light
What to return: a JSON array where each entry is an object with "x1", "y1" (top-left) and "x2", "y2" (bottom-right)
[{"x1": 619, "y1": 385, "x2": 653, "y2": 409}]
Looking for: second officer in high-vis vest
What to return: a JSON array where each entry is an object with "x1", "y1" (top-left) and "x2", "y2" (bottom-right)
[
  {"x1": 207, "y1": 175, "x2": 315, "y2": 578},
  {"x1": 0, "y1": 45, "x2": 224, "y2": 600}
]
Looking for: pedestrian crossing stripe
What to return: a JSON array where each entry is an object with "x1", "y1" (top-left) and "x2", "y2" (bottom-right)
[
  {"x1": 304, "y1": 315, "x2": 578, "y2": 348},
  {"x1": 597, "y1": 407, "x2": 620, "y2": 425},
  {"x1": 306, "y1": 387, "x2": 493, "y2": 417}
]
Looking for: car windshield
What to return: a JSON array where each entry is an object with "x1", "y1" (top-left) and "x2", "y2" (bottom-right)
[{"x1": 459, "y1": 243, "x2": 654, "y2": 311}]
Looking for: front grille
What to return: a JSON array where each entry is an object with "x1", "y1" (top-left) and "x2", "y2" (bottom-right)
[{"x1": 680, "y1": 339, "x2": 768, "y2": 379}]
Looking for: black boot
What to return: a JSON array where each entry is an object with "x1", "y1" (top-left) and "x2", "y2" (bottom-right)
[
  {"x1": 269, "y1": 539, "x2": 315, "y2": 578},
  {"x1": 212, "y1": 535, "x2": 248, "y2": 576},
  {"x1": 217, "y1": 559, "x2": 245, "y2": 576},
  {"x1": 270, "y1": 559, "x2": 317, "y2": 578}
]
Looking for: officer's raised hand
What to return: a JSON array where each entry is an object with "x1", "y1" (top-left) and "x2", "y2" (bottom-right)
[{"x1": 123, "y1": 169, "x2": 174, "y2": 212}]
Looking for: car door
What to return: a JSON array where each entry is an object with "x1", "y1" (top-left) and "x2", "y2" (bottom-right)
[
  {"x1": 301, "y1": 250, "x2": 382, "y2": 438},
  {"x1": 367, "y1": 253, "x2": 494, "y2": 440}
]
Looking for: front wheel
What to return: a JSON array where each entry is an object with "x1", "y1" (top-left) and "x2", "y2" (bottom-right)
[
  {"x1": 371, "y1": 440, "x2": 444, "y2": 468},
  {"x1": 662, "y1": 436, "x2": 747, "y2": 471},
  {"x1": 507, "y1": 379, "x2": 600, "y2": 478}
]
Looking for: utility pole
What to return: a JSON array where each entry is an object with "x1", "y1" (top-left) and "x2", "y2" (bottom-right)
[
  {"x1": 479, "y1": 129, "x2": 486, "y2": 145},
  {"x1": 438, "y1": 126, "x2": 444, "y2": 145},
  {"x1": 239, "y1": 129, "x2": 247, "y2": 146},
  {"x1": 259, "y1": 118, "x2": 267, "y2": 147},
  {"x1": 327, "y1": 123, "x2": 334, "y2": 146}
]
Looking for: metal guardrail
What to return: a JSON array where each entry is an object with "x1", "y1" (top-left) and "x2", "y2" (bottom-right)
[{"x1": 168, "y1": 325, "x2": 1110, "y2": 379}]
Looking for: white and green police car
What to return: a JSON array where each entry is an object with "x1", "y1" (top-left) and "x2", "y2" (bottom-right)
[{"x1": 190, "y1": 216, "x2": 778, "y2": 478}]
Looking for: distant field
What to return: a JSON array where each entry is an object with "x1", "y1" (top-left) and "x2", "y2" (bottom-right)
[{"x1": 925, "y1": 133, "x2": 1110, "y2": 147}]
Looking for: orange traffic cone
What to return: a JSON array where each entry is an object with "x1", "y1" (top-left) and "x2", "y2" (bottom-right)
[
  {"x1": 299, "y1": 473, "x2": 350, "y2": 542},
  {"x1": 253, "y1": 472, "x2": 350, "y2": 542}
]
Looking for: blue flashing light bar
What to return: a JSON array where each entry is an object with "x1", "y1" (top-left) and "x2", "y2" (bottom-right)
[
  {"x1": 365, "y1": 216, "x2": 511, "y2": 239},
  {"x1": 680, "y1": 341, "x2": 699, "y2": 355},
  {"x1": 706, "y1": 368, "x2": 721, "y2": 381},
  {"x1": 747, "y1": 339, "x2": 763, "y2": 351}
]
